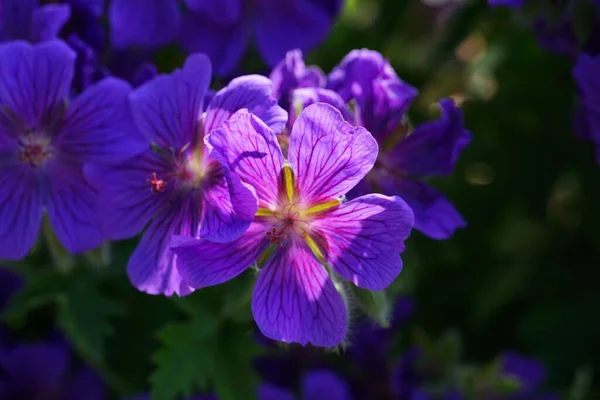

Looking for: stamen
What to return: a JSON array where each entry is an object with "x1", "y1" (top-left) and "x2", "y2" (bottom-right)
[
  {"x1": 147, "y1": 172, "x2": 166, "y2": 193},
  {"x1": 265, "y1": 226, "x2": 286, "y2": 246}
]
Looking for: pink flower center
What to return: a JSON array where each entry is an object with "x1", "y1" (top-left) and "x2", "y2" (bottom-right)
[
  {"x1": 266, "y1": 202, "x2": 311, "y2": 245},
  {"x1": 18, "y1": 130, "x2": 51, "y2": 167}
]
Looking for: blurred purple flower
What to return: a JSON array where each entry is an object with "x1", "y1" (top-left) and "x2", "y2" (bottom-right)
[
  {"x1": 180, "y1": 0, "x2": 344, "y2": 76},
  {"x1": 85, "y1": 53, "x2": 286, "y2": 297},
  {"x1": 127, "y1": 394, "x2": 216, "y2": 400},
  {"x1": 0, "y1": 0, "x2": 71, "y2": 43},
  {"x1": 0, "y1": 40, "x2": 145, "y2": 260},
  {"x1": 172, "y1": 103, "x2": 413, "y2": 346},
  {"x1": 258, "y1": 370, "x2": 351, "y2": 400},
  {"x1": 0, "y1": 337, "x2": 106, "y2": 400},
  {"x1": 499, "y1": 352, "x2": 559, "y2": 400},
  {"x1": 0, "y1": 269, "x2": 21, "y2": 311},
  {"x1": 488, "y1": 0, "x2": 525, "y2": 7},
  {"x1": 573, "y1": 52, "x2": 600, "y2": 163}
]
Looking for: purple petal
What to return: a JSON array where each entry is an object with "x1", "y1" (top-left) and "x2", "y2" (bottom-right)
[
  {"x1": 488, "y1": 0, "x2": 525, "y2": 6},
  {"x1": 257, "y1": 384, "x2": 295, "y2": 400},
  {"x1": 172, "y1": 222, "x2": 267, "y2": 289},
  {"x1": 63, "y1": 368, "x2": 106, "y2": 400},
  {"x1": 384, "y1": 98, "x2": 471, "y2": 176},
  {"x1": 290, "y1": 87, "x2": 352, "y2": 127},
  {"x1": 288, "y1": 103, "x2": 378, "y2": 205},
  {"x1": 379, "y1": 177, "x2": 465, "y2": 240},
  {"x1": 131, "y1": 62, "x2": 158, "y2": 88},
  {"x1": 83, "y1": 150, "x2": 169, "y2": 240},
  {"x1": 205, "y1": 74, "x2": 287, "y2": 134},
  {"x1": 500, "y1": 351, "x2": 546, "y2": 393},
  {"x1": 180, "y1": 11, "x2": 247, "y2": 76},
  {"x1": 70, "y1": 0, "x2": 105, "y2": 17},
  {"x1": 183, "y1": 0, "x2": 242, "y2": 24},
  {"x1": 206, "y1": 109, "x2": 284, "y2": 206},
  {"x1": 31, "y1": 4, "x2": 71, "y2": 43},
  {"x1": 0, "y1": 341, "x2": 69, "y2": 397},
  {"x1": 129, "y1": 53, "x2": 211, "y2": 149},
  {"x1": 0, "y1": 163, "x2": 42, "y2": 260},
  {"x1": 301, "y1": 370, "x2": 351, "y2": 400},
  {"x1": 67, "y1": 34, "x2": 109, "y2": 92},
  {"x1": 109, "y1": 0, "x2": 180, "y2": 49},
  {"x1": 45, "y1": 157, "x2": 104, "y2": 253},
  {"x1": 327, "y1": 49, "x2": 418, "y2": 139},
  {"x1": 312, "y1": 194, "x2": 413, "y2": 290},
  {"x1": 0, "y1": 40, "x2": 75, "y2": 128},
  {"x1": 269, "y1": 49, "x2": 326, "y2": 100},
  {"x1": 1, "y1": 0, "x2": 36, "y2": 41},
  {"x1": 251, "y1": 242, "x2": 348, "y2": 347},
  {"x1": 199, "y1": 165, "x2": 258, "y2": 243},
  {"x1": 250, "y1": 1, "x2": 337, "y2": 67},
  {"x1": 58, "y1": 77, "x2": 146, "y2": 164},
  {"x1": 127, "y1": 197, "x2": 198, "y2": 297}
]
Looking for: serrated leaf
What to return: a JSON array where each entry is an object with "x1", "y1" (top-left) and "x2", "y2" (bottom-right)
[
  {"x1": 150, "y1": 315, "x2": 219, "y2": 400},
  {"x1": 57, "y1": 276, "x2": 124, "y2": 362}
]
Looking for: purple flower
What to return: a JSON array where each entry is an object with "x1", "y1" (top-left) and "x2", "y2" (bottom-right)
[
  {"x1": 0, "y1": 40, "x2": 144, "y2": 260},
  {"x1": 573, "y1": 53, "x2": 600, "y2": 163},
  {"x1": 258, "y1": 370, "x2": 351, "y2": 400},
  {"x1": 488, "y1": 0, "x2": 525, "y2": 7},
  {"x1": 325, "y1": 50, "x2": 470, "y2": 239},
  {"x1": 0, "y1": 338, "x2": 106, "y2": 400},
  {"x1": 85, "y1": 53, "x2": 287, "y2": 296},
  {"x1": 172, "y1": 103, "x2": 414, "y2": 346},
  {"x1": 499, "y1": 352, "x2": 558, "y2": 400},
  {"x1": 0, "y1": 0, "x2": 71, "y2": 43},
  {"x1": 270, "y1": 49, "x2": 326, "y2": 104},
  {"x1": 180, "y1": 0, "x2": 344, "y2": 75}
]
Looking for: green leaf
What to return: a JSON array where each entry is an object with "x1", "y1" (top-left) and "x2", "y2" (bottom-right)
[
  {"x1": 351, "y1": 286, "x2": 391, "y2": 328},
  {"x1": 57, "y1": 274, "x2": 124, "y2": 362},
  {"x1": 150, "y1": 315, "x2": 219, "y2": 400},
  {"x1": 568, "y1": 365, "x2": 593, "y2": 400}
]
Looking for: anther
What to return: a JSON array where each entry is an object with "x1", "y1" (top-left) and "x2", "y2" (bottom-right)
[
  {"x1": 266, "y1": 226, "x2": 285, "y2": 246},
  {"x1": 147, "y1": 172, "x2": 166, "y2": 193}
]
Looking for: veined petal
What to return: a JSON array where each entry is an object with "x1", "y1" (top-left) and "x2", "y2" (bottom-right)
[
  {"x1": 0, "y1": 163, "x2": 42, "y2": 260},
  {"x1": 269, "y1": 49, "x2": 325, "y2": 101},
  {"x1": 45, "y1": 157, "x2": 104, "y2": 254},
  {"x1": 0, "y1": 40, "x2": 75, "y2": 128},
  {"x1": 384, "y1": 99, "x2": 471, "y2": 176},
  {"x1": 127, "y1": 197, "x2": 199, "y2": 297},
  {"x1": 205, "y1": 74, "x2": 287, "y2": 134},
  {"x1": 312, "y1": 193, "x2": 413, "y2": 290},
  {"x1": 250, "y1": 0, "x2": 336, "y2": 67},
  {"x1": 301, "y1": 370, "x2": 352, "y2": 400},
  {"x1": 379, "y1": 177, "x2": 465, "y2": 240},
  {"x1": 199, "y1": 165, "x2": 258, "y2": 243},
  {"x1": 251, "y1": 241, "x2": 347, "y2": 347},
  {"x1": 83, "y1": 150, "x2": 171, "y2": 240},
  {"x1": 172, "y1": 222, "x2": 268, "y2": 289},
  {"x1": 179, "y1": 11, "x2": 247, "y2": 76},
  {"x1": 288, "y1": 103, "x2": 378, "y2": 205},
  {"x1": 58, "y1": 77, "x2": 146, "y2": 164},
  {"x1": 109, "y1": 0, "x2": 180, "y2": 48},
  {"x1": 206, "y1": 109, "x2": 284, "y2": 206},
  {"x1": 129, "y1": 53, "x2": 211, "y2": 149},
  {"x1": 31, "y1": 4, "x2": 71, "y2": 43},
  {"x1": 257, "y1": 384, "x2": 295, "y2": 400}
]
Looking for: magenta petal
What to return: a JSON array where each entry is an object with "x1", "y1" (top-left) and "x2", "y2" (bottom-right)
[
  {"x1": 206, "y1": 109, "x2": 284, "y2": 206},
  {"x1": 109, "y1": 0, "x2": 180, "y2": 49},
  {"x1": 83, "y1": 150, "x2": 170, "y2": 240},
  {"x1": 288, "y1": 103, "x2": 378, "y2": 205},
  {"x1": 180, "y1": 11, "x2": 248, "y2": 76},
  {"x1": 0, "y1": 164, "x2": 42, "y2": 260},
  {"x1": 301, "y1": 370, "x2": 351, "y2": 400},
  {"x1": 312, "y1": 194, "x2": 413, "y2": 290},
  {"x1": 250, "y1": 1, "x2": 334, "y2": 67},
  {"x1": 31, "y1": 4, "x2": 71, "y2": 43},
  {"x1": 0, "y1": 40, "x2": 74, "y2": 128},
  {"x1": 45, "y1": 157, "x2": 104, "y2": 254},
  {"x1": 252, "y1": 243, "x2": 347, "y2": 347},
  {"x1": 172, "y1": 222, "x2": 267, "y2": 289},
  {"x1": 199, "y1": 167, "x2": 258, "y2": 243},
  {"x1": 129, "y1": 53, "x2": 211, "y2": 149},
  {"x1": 205, "y1": 74, "x2": 287, "y2": 135},
  {"x1": 58, "y1": 77, "x2": 146, "y2": 164},
  {"x1": 127, "y1": 199, "x2": 199, "y2": 297}
]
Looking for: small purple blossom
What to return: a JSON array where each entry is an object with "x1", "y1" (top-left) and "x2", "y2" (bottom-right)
[
  {"x1": 85, "y1": 53, "x2": 287, "y2": 296},
  {"x1": 172, "y1": 103, "x2": 414, "y2": 346},
  {"x1": 0, "y1": 337, "x2": 106, "y2": 400},
  {"x1": 259, "y1": 370, "x2": 351, "y2": 400},
  {"x1": 181, "y1": 0, "x2": 344, "y2": 76},
  {"x1": 0, "y1": 40, "x2": 145, "y2": 260},
  {"x1": 0, "y1": 0, "x2": 71, "y2": 43}
]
